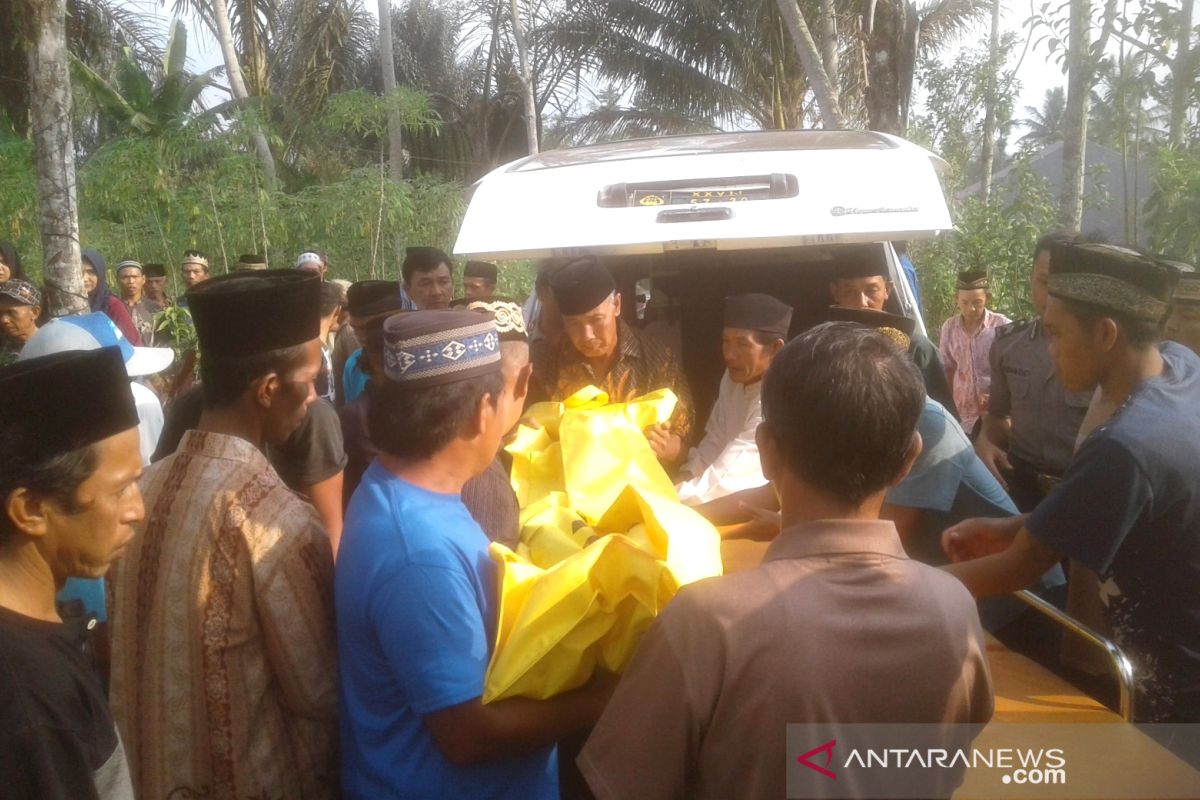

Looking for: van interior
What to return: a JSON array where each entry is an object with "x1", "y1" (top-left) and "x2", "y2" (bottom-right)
[{"x1": 591, "y1": 242, "x2": 909, "y2": 433}]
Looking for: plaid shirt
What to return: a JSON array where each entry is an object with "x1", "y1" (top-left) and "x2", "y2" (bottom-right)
[{"x1": 549, "y1": 319, "x2": 694, "y2": 443}]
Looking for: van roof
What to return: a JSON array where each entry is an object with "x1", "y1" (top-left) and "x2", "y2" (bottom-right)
[
  {"x1": 455, "y1": 131, "x2": 952, "y2": 260},
  {"x1": 505, "y1": 130, "x2": 905, "y2": 172}
]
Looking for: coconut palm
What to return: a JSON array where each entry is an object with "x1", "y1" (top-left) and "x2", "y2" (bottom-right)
[
  {"x1": 273, "y1": 0, "x2": 377, "y2": 126},
  {"x1": 545, "y1": 0, "x2": 814, "y2": 131},
  {"x1": 0, "y1": 0, "x2": 166, "y2": 136},
  {"x1": 171, "y1": 0, "x2": 278, "y2": 181},
  {"x1": 860, "y1": 0, "x2": 993, "y2": 134},
  {"x1": 1018, "y1": 86, "x2": 1067, "y2": 152},
  {"x1": 71, "y1": 20, "x2": 224, "y2": 137}
]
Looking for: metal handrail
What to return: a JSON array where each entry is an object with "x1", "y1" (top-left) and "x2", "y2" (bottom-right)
[{"x1": 1013, "y1": 589, "x2": 1137, "y2": 721}]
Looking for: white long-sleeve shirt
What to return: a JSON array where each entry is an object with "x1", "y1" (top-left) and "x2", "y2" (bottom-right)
[{"x1": 675, "y1": 371, "x2": 768, "y2": 505}]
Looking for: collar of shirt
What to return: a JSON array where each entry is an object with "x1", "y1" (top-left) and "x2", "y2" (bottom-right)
[
  {"x1": 764, "y1": 519, "x2": 909, "y2": 562},
  {"x1": 177, "y1": 429, "x2": 272, "y2": 472},
  {"x1": 955, "y1": 308, "x2": 1003, "y2": 338}
]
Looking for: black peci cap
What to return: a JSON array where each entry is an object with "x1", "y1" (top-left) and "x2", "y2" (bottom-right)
[
  {"x1": 346, "y1": 280, "x2": 404, "y2": 319},
  {"x1": 186, "y1": 270, "x2": 321, "y2": 356},
  {"x1": 724, "y1": 294, "x2": 793, "y2": 338},
  {"x1": 464, "y1": 261, "x2": 499, "y2": 282},
  {"x1": 550, "y1": 257, "x2": 616, "y2": 316},
  {"x1": 0, "y1": 347, "x2": 138, "y2": 461},
  {"x1": 826, "y1": 305, "x2": 917, "y2": 346}
]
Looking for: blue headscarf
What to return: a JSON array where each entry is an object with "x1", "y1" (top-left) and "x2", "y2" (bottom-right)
[{"x1": 80, "y1": 248, "x2": 111, "y2": 313}]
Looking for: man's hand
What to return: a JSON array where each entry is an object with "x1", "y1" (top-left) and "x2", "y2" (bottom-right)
[
  {"x1": 974, "y1": 435, "x2": 1013, "y2": 489},
  {"x1": 645, "y1": 424, "x2": 683, "y2": 464},
  {"x1": 942, "y1": 515, "x2": 1023, "y2": 563},
  {"x1": 729, "y1": 501, "x2": 782, "y2": 541}
]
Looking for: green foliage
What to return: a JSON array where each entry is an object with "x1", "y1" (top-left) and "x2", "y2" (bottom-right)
[
  {"x1": 1145, "y1": 147, "x2": 1200, "y2": 263},
  {"x1": 153, "y1": 305, "x2": 199, "y2": 368},
  {"x1": 2, "y1": 92, "x2": 467, "y2": 294},
  {"x1": 913, "y1": 163, "x2": 1059, "y2": 332},
  {"x1": 0, "y1": 135, "x2": 39, "y2": 248},
  {"x1": 909, "y1": 32, "x2": 1020, "y2": 192}
]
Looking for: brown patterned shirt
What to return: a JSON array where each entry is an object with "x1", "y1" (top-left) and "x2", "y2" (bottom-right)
[
  {"x1": 548, "y1": 319, "x2": 694, "y2": 443},
  {"x1": 110, "y1": 430, "x2": 338, "y2": 800}
]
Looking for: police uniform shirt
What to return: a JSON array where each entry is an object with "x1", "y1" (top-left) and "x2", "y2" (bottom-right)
[{"x1": 986, "y1": 319, "x2": 1089, "y2": 475}]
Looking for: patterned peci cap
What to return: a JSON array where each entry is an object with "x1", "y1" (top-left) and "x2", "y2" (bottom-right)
[
  {"x1": 450, "y1": 297, "x2": 527, "y2": 342},
  {"x1": 382, "y1": 310, "x2": 501, "y2": 386},
  {"x1": 1048, "y1": 243, "x2": 1179, "y2": 321}
]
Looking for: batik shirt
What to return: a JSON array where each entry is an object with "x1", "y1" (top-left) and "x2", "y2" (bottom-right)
[
  {"x1": 939, "y1": 308, "x2": 1010, "y2": 433},
  {"x1": 124, "y1": 297, "x2": 163, "y2": 346},
  {"x1": 548, "y1": 318, "x2": 694, "y2": 443},
  {"x1": 110, "y1": 430, "x2": 338, "y2": 799}
]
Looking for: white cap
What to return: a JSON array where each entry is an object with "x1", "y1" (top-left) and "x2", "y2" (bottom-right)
[
  {"x1": 20, "y1": 313, "x2": 175, "y2": 377},
  {"x1": 295, "y1": 252, "x2": 323, "y2": 270}
]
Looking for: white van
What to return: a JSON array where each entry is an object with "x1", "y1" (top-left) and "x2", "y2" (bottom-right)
[{"x1": 454, "y1": 130, "x2": 953, "y2": 419}]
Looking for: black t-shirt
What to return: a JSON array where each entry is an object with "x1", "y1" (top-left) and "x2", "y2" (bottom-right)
[
  {"x1": 154, "y1": 386, "x2": 347, "y2": 491},
  {"x1": 1029, "y1": 343, "x2": 1200, "y2": 722},
  {"x1": 0, "y1": 606, "x2": 133, "y2": 799}
]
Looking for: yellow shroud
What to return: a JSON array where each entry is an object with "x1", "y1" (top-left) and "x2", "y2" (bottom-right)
[{"x1": 483, "y1": 386, "x2": 723, "y2": 702}]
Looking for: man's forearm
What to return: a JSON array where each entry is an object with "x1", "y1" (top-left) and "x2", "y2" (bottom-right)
[
  {"x1": 944, "y1": 527, "x2": 1060, "y2": 599},
  {"x1": 426, "y1": 681, "x2": 610, "y2": 766},
  {"x1": 981, "y1": 413, "x2": 1011, "y2": 452},
  {"x1": 693, "y1": 483, "x2": 777, "y2": 526},
  {"x1": 304, "y1": 472, "x2": 345, "y2": 557}
]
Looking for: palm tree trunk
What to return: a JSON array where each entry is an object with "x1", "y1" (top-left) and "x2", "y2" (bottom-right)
[
  {"x1": 211, "y1": 0, "x2": 277, "y2": 185},
  {"x1": 775, "y1": 0, "x2": 846, "y2": 129},
  {"x1": 864, "y1": 1, "x2": 903, "y2": 133},
  {"x1": 378, "y1": 0, "x2": 404, "y2": 182},
  {"x1": 28, "y1": 0, "x2": 87, "y2": 317},
  {"x1": 1169, "y1": 0, "x2": 1194, "y2": 147},
  {"x1": 1060, "y1": 0, "x2": 1091, "y2": 228},
  {"x1": 979, "y1": 0, "x2": 1001, "y2": 204},
  {"x1": 819, "y1": 0, "x2": 839, "y2": 86},
  {"x1": 509, "y1": 0, "x2": 539, "y2": 154}
]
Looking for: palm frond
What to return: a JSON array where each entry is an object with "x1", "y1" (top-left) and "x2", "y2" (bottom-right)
[{"x1": 916, "y1": 0, "x2": 990, "y2": 52}]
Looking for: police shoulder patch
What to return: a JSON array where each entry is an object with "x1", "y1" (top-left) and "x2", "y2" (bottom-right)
[{"x1": 994, "y1": 318, "x2": 1034, "y2": 340}]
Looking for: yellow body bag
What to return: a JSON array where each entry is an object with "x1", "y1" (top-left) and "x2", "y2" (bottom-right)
[{"x1": 483, "y1": 386, "x2": 723, "y2": 702}]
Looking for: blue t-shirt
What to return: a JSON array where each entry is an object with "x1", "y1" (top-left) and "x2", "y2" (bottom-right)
[
  {"x1": 342, "y1": 349, "x2": 369, "y2": 406},
  {"x1": 899, "y1": 254, "x2": 923, "y2": 312},
  {"x1": 1028, "y1": 342, "x2": 1200, "y2": 722},
  {"x1": 888, "y1": 398, "x2": 1020, "y2": 565},
  {"x1": 887, "y1": 398, "x2": 1063, "y2": 630},
  {"x1": 336, "y1": 462, "x2": 557, "y2": 799}
]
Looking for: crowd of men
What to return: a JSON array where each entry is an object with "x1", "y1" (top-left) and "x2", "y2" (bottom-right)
[{"x1": 1, "y1": 232, "x2": 1199, "y2": 800}]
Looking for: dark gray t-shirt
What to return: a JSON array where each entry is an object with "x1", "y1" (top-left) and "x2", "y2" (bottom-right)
[
  {"x1": 1029, "y1": 342, "x2": 1200, "y2": 722},
  {"x1": 155, "y1": 387, "x2": 346, "y2": 491},
  {"x1": 0, "y1": 607, "x2": 134, "y2": 800}
]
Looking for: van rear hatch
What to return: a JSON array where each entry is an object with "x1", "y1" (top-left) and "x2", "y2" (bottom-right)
[{"x1": 454, "y1": 131, "x2": 952, "y2": 260}]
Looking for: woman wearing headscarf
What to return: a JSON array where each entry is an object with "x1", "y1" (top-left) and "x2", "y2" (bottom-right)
[
  {"x1": 82, "y1": 248, "x2": 142, "y2": 345},
  {"x1": 0, "y1": 241, "x2": 26, "y2": 284}
]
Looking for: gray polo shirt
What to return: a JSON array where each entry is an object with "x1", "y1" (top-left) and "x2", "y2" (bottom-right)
[
  {"x1": 579, "y1": 519, "x2": 994, "y2": 800},
  {"x1": 987, "y1": 319, "x2": 1090, "y2": 474}
]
